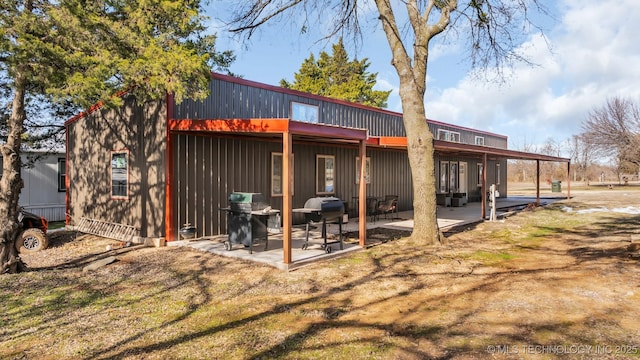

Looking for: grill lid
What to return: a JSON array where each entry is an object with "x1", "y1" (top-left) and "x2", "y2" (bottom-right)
[
  {"x1": 229, "y1": 192, "x2": 269, "y2": 211},
  {"x1": 303, "y1": 196, "x2": 341, "y2": 210}
]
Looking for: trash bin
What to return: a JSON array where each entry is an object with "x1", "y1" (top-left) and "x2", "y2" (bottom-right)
[{"x1": 551, "y1": 180, "x2": 561, "y2": 192}]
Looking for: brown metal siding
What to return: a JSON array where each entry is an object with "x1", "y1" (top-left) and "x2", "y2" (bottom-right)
[
  {"x1": 171, "y1": 134, "x2": 414, "y2": 238},
  {"x1": 174, "y1": 77, "x2": 407, "y2": 137},
  {"x1": 428, "y1": 122, "x2": 507, "y2": 149},
  {"x1": 175, "y1": 76, "x2": 511, "y2": 149},
  {"x1": 66, "y1": 96, "x2": 166, "y2": 237}
]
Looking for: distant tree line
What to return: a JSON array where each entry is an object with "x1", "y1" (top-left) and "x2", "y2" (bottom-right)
[{"x1": 508, "y1": 96, "x2": 640, "y2": 187}]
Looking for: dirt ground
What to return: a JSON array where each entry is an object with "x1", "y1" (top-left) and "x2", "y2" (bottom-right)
[{"x1": 3, "y1": 188, "x2": 640, "y2": 359}]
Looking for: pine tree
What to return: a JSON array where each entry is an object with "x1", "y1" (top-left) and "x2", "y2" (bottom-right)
[
  {"x1": 0, "y1": 0, "x2": 234, "y2": 274},
  {"x1": 280, "y1": 38, "x2": 390, "y2": 108}
]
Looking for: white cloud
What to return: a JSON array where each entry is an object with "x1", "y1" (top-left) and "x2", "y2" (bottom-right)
[{"x1": 424, "y1": 0, "x2": 640, "y2": 153}]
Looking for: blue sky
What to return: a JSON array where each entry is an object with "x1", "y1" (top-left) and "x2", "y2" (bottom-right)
[{"x1": 206, "y1": 0, "x2": 640, "y2": 155}]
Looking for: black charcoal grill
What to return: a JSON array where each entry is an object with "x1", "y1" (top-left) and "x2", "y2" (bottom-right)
[
  {"x1": 221, "y1": 192, "x2": 280, "y2": 253},
  {"x1": 293, "y1": 197, "x2": 345, "y2": 253}
]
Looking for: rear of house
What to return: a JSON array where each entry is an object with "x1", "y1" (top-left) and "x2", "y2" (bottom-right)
[{"x1": 65, "y1": 73, "x2": 510, "y2": 242}]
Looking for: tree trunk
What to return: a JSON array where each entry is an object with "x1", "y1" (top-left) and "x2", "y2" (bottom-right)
[
  {"x1": 1, "y1": 71, "x2": 27, "y2": 274},
  {"x1": 400, "y1": 85, "x2": 440, "y2": 244}
]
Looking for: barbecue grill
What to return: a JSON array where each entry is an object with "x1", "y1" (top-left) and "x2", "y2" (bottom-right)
[
  {"x1": 221, "y1": 192, "x2": 280, "y2": 253},
  {"x1": 293, "y1": 196, "x2": 345, "y2": 253}
]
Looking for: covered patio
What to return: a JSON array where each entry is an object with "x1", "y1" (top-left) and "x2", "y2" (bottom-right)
[
  {"x1": 167, "y1": 118, "x2": 570, "y2": 270},
  {"x1": 169, "y1": 195, "x2": 566, "y2": 270}
]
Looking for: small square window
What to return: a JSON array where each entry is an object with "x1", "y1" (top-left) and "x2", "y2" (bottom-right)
[{"x1": 475, "y1": 136, "x2": 485, "y2": 146}]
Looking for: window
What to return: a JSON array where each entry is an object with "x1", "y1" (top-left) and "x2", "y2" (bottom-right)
[
  {"x1": 450, "y1": 132, "x2": 461, "y2": 142},
  {"x1": 355, "y1": 157, "x2": 371, "y2": 184},
  {"x1": 437, "y1": 129, "x2": 461, "y2": 142},
  {"x1": 57, "y1": 158, "x2": 66, "y2": 192},
  {"x1": 475, "y1": 136, "x2": 485, "y2": 146},
  {"x1": 477, "y1": 163, "x2": 484, "y2": 186},
  {"x1": 291, "y1": 102, "x2": 319, "y2": 123},
  {"x1": 440, "y1": 161, "x2": 449, "y2": 193},
  {"x1": 111, "y1": 151, "x2": 129, "y2": 199},
  {"x1": 450, "y1": 162, "x2": 459, "y2": 193},
  {"x1": 271, "y1": 152, "x2": 294, "y2": 196},
  {"x1": 495, "y1": 163, "x2": 501, "y2": 185},
  {"x1": 316, "y1": 155, "x2": 335, "y2": 195}
]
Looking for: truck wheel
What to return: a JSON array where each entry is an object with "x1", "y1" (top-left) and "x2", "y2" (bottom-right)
[{"x1": 15, "y1": 228, "x2": 49, "y2": 253}]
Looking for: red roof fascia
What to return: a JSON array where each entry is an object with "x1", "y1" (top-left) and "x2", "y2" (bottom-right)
[
  {"x1": 378, "y1": 136, "x2": 408, "y2": 147},
  {"x1": 168, "y1": 118, "x2": 290, "y2": 133},
  {"x1": 64, "y1": 90, "x2": 129, "y2": 127},
  {"x1": 169, "y1": 118, "x2": 368, "y2": 141},
  {"x1": 287, "y1": 121, "x2": 367, "y2": 140}
]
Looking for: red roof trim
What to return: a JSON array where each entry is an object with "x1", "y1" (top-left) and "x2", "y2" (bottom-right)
[
  {"x1": 433, "y1": 140, "x2": 570, "y2": 162},
  {"x1": 168, "y1": 118, "x2": 368, "y2": 141},
  {"x1": 169, "y1": 118, "x2": 290, "y2": 133},
  {"x1": 63, "y1": 90, "x2": 130, "y2": 127}
]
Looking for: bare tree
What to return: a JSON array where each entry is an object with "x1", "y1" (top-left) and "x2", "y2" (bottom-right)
[
  {"x1": 227, "y1": 0, "x2": 551, "y2": 244},
  {"x1": 567, "y1": 134, "x2": 596, "y2": 185},
  {"x1": 582, "y1": 97, "x2": 640, "y2": 169}
]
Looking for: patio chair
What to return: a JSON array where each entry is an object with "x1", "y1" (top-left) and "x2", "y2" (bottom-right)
[
  {"x1": 377, "y1": 195, "x2": 398, "y2": 219},
  {"x1": 366, "y1": 197, "x2": 380, "y2": 222}
]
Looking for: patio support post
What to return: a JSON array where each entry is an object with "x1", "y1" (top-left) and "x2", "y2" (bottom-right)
[
  {"x1": 358, "y1": 139, "x2": 367, "y2": 247},
  {"x1": 567, "y1": 161, "x2": 571, "y2": 199},
  {"x1": 536, "y1": 160, "x2": 541, "y2": 205},
  {"x1": 282, "y1": 132, "x2": 293, "y2": 264},
  {"x1": 481, "y1": 153, "x2": 487, "y2": 219}
]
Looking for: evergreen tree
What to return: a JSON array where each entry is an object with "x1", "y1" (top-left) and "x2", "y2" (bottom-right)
[
  {"x1": 280, "y1": 38, "x2": 390, "y2": 108},
  {"x1": 0, "y1": 0, "x2": 234, "y2": 274}
]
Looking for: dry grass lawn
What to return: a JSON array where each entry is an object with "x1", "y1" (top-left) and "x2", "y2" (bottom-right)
[{"x1": 1, "y1": 187, "x2": 639, "y2": 359}]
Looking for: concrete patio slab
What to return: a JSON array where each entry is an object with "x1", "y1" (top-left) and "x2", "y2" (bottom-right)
[{"x1": 168, "y1": 196, "x2": 566, "y2": 270}]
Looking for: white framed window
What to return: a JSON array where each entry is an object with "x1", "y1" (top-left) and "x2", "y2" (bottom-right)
[
  {"x1": 355, "y1": 157, "x2": 371, "y2": 184},
  {"x1": 437, "y1": 129, "x2": 461, "y2": 142},
  {"x1": 440, "y1": 161, "x2": 449, "y2": 193},
  {"x1": 437, "y1": 129, "x2": 448, "y2": 141},
  {"x1": 477, "y1": 163, "x2": 484, "y2": 186},
  {"x1": 111, "y1": 151, "x2": 129, "y2": 199},
  {"x1": 450, "y1": 162, "x2": 459, "y2": 193},
  {"x1": 57, "y1": 158, "x2": 66, "y2": 192},
  {"x1": 496, "y1": 163, "x2": 501, "y2": 185},
  {"x1": 291, "y1": 102, "x2": 319, "y2": 123},
  {"x1": 475, "y1": 136, "x2": 485, "y2": 146},
  {"x1": 271, "y1": 152, "x2": 294, "y2": 197},
  {"x1": 316, "y1": 155, "x2": 335, "y2": 195}
]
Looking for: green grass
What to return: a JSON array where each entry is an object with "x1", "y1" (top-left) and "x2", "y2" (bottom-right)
[
  {"x1": 467, "y1": 250, "x2": 516, "y2": 265},
  {"x1": 3, "y1": 197, "x2": 640, "y2": 359}
]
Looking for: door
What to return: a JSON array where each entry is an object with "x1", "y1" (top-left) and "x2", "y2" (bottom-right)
[{"x1": 459, "y1": 162, "x2": 468, "y2": 196}]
